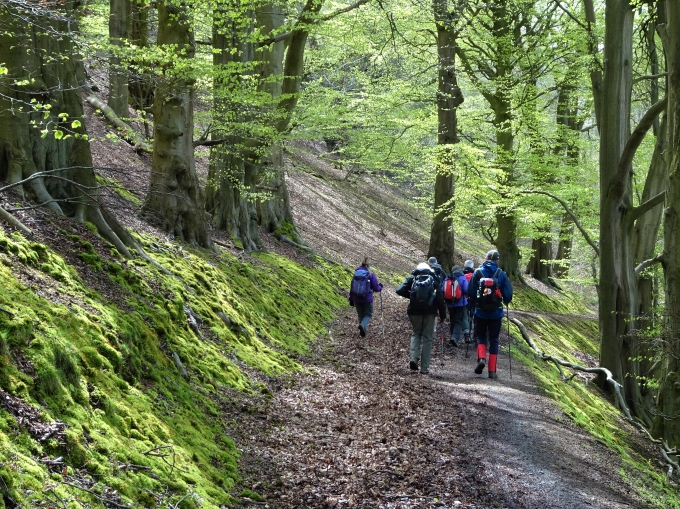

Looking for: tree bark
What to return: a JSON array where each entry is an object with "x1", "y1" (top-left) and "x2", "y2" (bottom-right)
[
  {"x1": 654, "y1": 0, "x2": 680, "y2": 448},
  {"x1": 108, "y1": 0, "x2": 130, "y2": 119},
  {"x1": 206, "y1": 4, "x2": 260, "y2": 251},
  {"x1": 142, "y1": 2, "x2": 210, "y2": 247},
  {"x1": 428, "y1": 0, "x2": 463, "y2": 273},
  {"x1": 0, "y1": 0, "x2": 132, "y2": 256},
  {"x1": 128, "y1": 0, "x2": 154, "y2": 127},
  {"x1": 597, "y1": 0, "x2": 640, "y2": 412}
]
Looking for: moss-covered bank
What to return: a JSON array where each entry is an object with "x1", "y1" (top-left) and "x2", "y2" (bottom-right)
[{"x1": 0, "y1": 227, "x2": 347, "y2": 508}]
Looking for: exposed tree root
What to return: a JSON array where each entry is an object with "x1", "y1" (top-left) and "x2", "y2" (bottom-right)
[
  {"x1": 84, "y1": 94, "x2": 152, "y2": 153},
  {"x1": 509, "y1": 316, "x2": 680, "y2": 478},
  {"x1": 0, "y1": 205, "x2": 32, "y2": 237}
]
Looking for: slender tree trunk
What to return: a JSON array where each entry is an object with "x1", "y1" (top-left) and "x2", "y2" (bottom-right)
[
  {"x1": 654, "y1": 0, "x2": 680, "y2": 448},
  {"x1": 129, "y1": 0, "x2": 154, "y2": 144},
  {"x1": 583, "y1": 0, "x2": 603, "y2": 132},
  {"x1": 597, "y1": 0, "x2": 640, "y2": 411},
  {"x1": 108, "y1": 0, "x2": 130, "y2": 118},
  {"x1": 428, "y1": 0, "x2": 463, "y2": 272},
  {"x1": 142, "y1": 2, "x2": 210, "y2": 246},
  {"x1": 0, "y1": 1, "x2": 132, "y2": 256},
  {"x1": 206, "y1": 5, "x2": 260, "y2": 251}
]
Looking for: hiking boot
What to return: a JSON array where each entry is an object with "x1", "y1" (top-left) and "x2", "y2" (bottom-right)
[
  {"x1": 474, "y1": 358, "x2": 486, "y2": 375},
  {"x1": 409, "y1": 360, "x2": 418, "y2": 371},
  {"x1": 359, "y1": 324, "x2": 366, "y2": 337},
  {"x1": 488, "y1": 371, "x2": 498, "y2": 380},
  {"x1": 449, "y1": 338, "x2": 459, "y2": 347},
  {"x1": 420, "y1": 370, "x2": 430, "y2": 375}
]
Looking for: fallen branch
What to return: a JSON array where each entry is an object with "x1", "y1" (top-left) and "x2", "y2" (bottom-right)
[
  {"x1": 84, "y1": 94, "x2": 152, "y2": 153},
  {"x1": 62, "y1": 481, "x2": 131, "y2": 508},
  {"x1": 0, "y1": 205, "x2": 33, "y2": 237},
  {"x1": 172, "y1": 352, "x2": 188, "y2": 378},
  {"x1": 509, "y1": 316, "x2": 680, "y2": 476}
]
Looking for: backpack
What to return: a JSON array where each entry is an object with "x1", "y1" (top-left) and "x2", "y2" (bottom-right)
[
  {"x1": 475, "y1": 268, "x2": 503, "y2": 312},
  {"x1": 350, "y1": 268, "x2": 372, "y2": 297},
  {"x1": 444, "y1": 277, "x2": 462, "y2": 302},
  {"x1": 410, "y1": 273, "x2": 436, "y2": 310}
]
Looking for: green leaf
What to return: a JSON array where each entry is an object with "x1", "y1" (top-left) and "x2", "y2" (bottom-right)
[
  {"x1": 71, "y1": 120, "x2": 81, "y2": 129},
  {"x1": 54, "y1": 130, "x2": 64, "y2": 140}
]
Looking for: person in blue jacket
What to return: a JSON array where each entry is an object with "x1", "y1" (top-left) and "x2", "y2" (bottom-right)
[
  {"x1": 468, "y1": 250, "x2": 513, "y2": 379},
  {"x1": 348, "y1": 257, "x2": 383, "y2": 337},
  {"x1": 444, "y1": 266, "x2": 469, "y2": 347}
]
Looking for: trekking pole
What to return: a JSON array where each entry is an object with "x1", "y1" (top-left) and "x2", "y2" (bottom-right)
[
  {"x1": 440, "y1": 320, "x2": 445, "y2": 367},
  {"x1": 380, "y1": 292, "x2": 385, "y2": 338},
  {"x1": 507, "y1": 303, "x2": 512, "y2": 380}
]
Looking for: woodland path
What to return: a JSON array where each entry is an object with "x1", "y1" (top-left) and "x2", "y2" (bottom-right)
[{"x1": 229, "y1": 287, "x2": 644, "y2": 509}]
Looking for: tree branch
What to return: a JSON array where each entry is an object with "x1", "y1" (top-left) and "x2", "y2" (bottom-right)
[
  {"x1": 635, "y1": 253, "x2": 664, "y2": 276},
  {"x1": 0, "y1": 205, "x2": 32, "y2": 237},
  {"x1": 553, "y1": 0, "x2": 586, "y2": 29},
  {"x1": 519, "y1": 190, "x2": 599, "y2": 256},
  {"x1": 84, "y1": 94, "x2": 152, "y2": 153},
  {"x1": 629, "y1": 190, "x2": 665, "y2": 223},
  {"x1": 633, "y1": 72, "x2": 668, "y2": 84},
  {"x1": 319, "y1": 0, "x2": 370, "y2": 22},
  {"x1": 616, "y1": 97, "x2": 667, "y2": 182}
]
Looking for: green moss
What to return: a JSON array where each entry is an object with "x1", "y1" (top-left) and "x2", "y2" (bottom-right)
[{"x1": 0, "y1": 225, "x2": 346, "y2": 507}]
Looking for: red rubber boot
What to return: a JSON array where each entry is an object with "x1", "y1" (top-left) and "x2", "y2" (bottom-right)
[
  {"x1": 475, "y1": 344, "x2": 487, "y2": 374},
  {"x1": 488, "y1": 354, "x2": 498, "y2": 379}
]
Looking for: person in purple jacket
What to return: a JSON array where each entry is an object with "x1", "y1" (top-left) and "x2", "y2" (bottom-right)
[
  {"x1": 444, "y1": 266, "x2": 469, "y2": 347},
  {"x1": 348, "y1": 257, "x2": 383, "y2": 337}
]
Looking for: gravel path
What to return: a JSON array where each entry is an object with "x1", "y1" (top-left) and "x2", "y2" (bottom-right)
[{"x1": 231, "y1": 288, "x2": 644, "y2": 508}]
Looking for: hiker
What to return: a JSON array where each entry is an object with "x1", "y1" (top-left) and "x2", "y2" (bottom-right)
[
  {"x1": 396, "y1": 262, "x2": 447, "y2": 375},
  {"x1": 427, "y1": 256, "x2": 447, "y2": 288},
  {"x1": 463, "y1": 260, "x2": 475, "y2": 344},
  {"x1": 443, "y1": 266, "x2": 469, "y2": 347},
  {"x1": 468, "y1": 250, "x2": 513, "y2": 379},
  {"x1": 348, "y1": 257, "x2": 383, "y2": 337}
]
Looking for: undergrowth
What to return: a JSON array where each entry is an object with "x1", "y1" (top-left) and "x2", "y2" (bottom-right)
[
  {"x1": 0, "y1": 228, "x2": 347, "y2": 508},
  {"x1": 512, "y1": 286, "x2": 679, "y2": 508}
]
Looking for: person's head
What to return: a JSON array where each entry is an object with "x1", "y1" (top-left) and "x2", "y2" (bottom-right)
[
  {"x1": 486, "y1": 250, "x2": 500, "y2": 262},
  {"x1": 362, "y1": 256, "x2": 369, "y2": 267},
  {"x1": 452, "y1": 265, "x2": 461, "y2": 272},
  {"x1": 427, "y1": 256, "x2": 437, "y2": 266},
  {"x1": 416, "y1": 262, "x2": 431, "y2": 271},
  {"x1": 464, "y1": 260, "x2": 474, "y2": 269}
]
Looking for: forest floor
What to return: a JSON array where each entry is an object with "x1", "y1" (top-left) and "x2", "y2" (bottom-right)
[{"x1": 228, "y1": 289, "x2": 644, "y2": 509}]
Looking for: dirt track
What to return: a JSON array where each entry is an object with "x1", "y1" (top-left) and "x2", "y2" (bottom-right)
[{"x1": 232, "y1": 286, "x2": 642, "y2": 508}]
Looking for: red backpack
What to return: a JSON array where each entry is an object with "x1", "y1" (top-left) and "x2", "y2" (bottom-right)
[{"x1": 444, "y1": 277, "x2": 462, "y2": 302}]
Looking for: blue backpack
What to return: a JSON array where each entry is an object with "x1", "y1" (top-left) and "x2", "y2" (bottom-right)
[{"x1": 351, "y1": 268, "x2": 372, "y2": 297}]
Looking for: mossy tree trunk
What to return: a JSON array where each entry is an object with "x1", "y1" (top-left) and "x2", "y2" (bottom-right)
[
  {"x1": 206, "y1": 4, "x2": 260, "y2": 251},
  {"x1": 129, "y1": 0, "x2": 154, "y2": 117},
  {"x1": 654, "y1": 0, "x2": 680, "y2": 448},
  {"x1": 142, "y1": 2, "x2": 210, "y2": 247},
  {"x1": 108, "y1": 0, "x2": 130, "y2": 119},
  {"x1": 428, "y1": 0, "x2": 463, "y2": 273},
  {"x1": 0, "y1": 0, "x2": 133, "y2": 257}
]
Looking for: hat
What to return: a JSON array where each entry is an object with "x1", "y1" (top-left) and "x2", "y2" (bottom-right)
[
  {"x1": 486, "y1": 250, "x2": 500, "y2": 261},
  {"x1": 416, "y1": 262, "x2": 431, "y2": 270},
  {"x1": 427, "y1": 256, "x2": 438, "y2": 265},
  {"x1": 464, "y1": 260, "x2": 474, "y2": 268}
]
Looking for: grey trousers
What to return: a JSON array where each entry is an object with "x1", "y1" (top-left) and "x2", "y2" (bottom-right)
[
  {"x1": 355, "y1": 302, "x2": 373, "y2": 332},
  {"x1": 409, "y1": 314, "x2": 436, "y2": 373}
]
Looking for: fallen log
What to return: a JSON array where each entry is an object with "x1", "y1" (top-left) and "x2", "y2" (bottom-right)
[{"x1": 84, "y1": 94, "x2": 152, "y2": 153}]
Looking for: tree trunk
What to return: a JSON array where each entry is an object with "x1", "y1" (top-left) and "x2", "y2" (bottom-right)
[
  {"x1": 526, "y1": 232, "x2": 552, "y2": 281},
  {"x1": 206, "y1": 5, "x2": 260, "y2": 251},
  {"x1": 128, "y1": 0, "x2": 154, "y2": 129},
  {"x1": 0, "y1": 1, "x2": 132, "y2": 257},
  {"x1": 654, "y1": 0, "x2": 680, "y2": 448},
  {"x1": 428, "y1": 0, "x2": 463, "y2": 273},
  {"x1": 597, "y1": 0, "x2": 640, "y2": 411},
  {"x1": 108, "y1": 0, "x2": 130, "y2": 119},
  {"x1": 142, "y1": 2, "x2": 210, "y2": 247}
]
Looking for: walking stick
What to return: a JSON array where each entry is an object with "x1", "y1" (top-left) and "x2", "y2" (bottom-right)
[
  {"x1": 380, "y1": 291, "x2": 385, "y2": 338},
  {"x1": 440, "y1": 320, "x2": 445, "y2": 367},
  {"x1": 507, "y1": 303, "x2": 512, "y2": 380},
  {"x1": 465, "y1": 307, "x2": 472, "y2": 359}
]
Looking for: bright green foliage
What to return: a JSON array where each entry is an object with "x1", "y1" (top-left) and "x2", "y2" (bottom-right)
[{"x1": 0, "y1": 227, "x2": 346, "y2": 507}]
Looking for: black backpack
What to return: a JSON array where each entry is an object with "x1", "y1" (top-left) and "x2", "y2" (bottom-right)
[
  {"x1": 410, "y1": 273, "x2": 436, "y2": 310},
  {"x1": 350, "y1": 268, "x2": 372, "y2": 297},
  {"x1": 475, "y1": 268, "x2": 503, "y2": 312}
]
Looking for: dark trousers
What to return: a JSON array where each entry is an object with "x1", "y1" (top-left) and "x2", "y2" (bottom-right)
[
  {"x1": 355, "y1": 302, "x2": 374, "y2": 331},
  {"x1": 475, "y1": 317, "x2": 502, "y2": 355}
]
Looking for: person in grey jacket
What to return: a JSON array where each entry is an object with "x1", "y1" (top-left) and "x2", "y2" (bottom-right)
[{"x1": 396, "y1": 262, "x2": 447, "y2": 374}]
